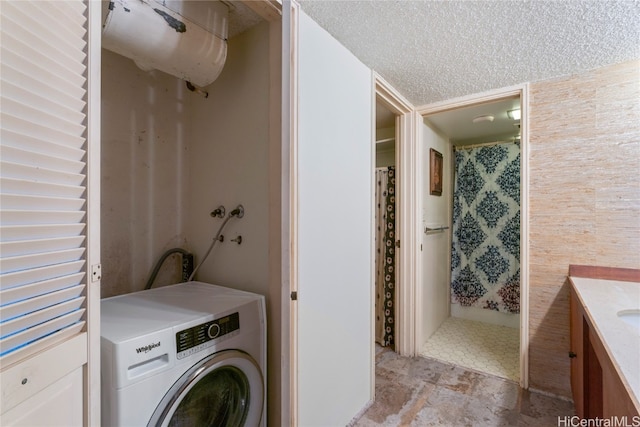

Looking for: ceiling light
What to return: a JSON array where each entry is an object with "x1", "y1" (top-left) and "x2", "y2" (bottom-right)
[
  {"x1": 507, "y1": 109, "x2": 521, "y2": 120},
  {"x1": 472, "y1": 115, "x2": 494, "y2": 123}
]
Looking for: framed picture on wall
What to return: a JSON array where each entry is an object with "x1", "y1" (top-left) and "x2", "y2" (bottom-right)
[{"x1": 430, "y1": 148, "x2": 443, "y2": 196}]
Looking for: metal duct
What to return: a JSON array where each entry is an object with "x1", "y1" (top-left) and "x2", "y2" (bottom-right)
[{"x1": 102, "y1": 0, "x2": 228, "y2": 87}]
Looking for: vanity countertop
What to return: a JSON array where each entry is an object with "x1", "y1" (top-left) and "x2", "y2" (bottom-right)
[{"x1": 569, "y1": 276, "x2": 640, "y2": 409}]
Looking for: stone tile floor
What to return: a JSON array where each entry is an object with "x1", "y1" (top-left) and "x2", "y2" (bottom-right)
[{"x1": 352, "y1": 346, "x2": 575, "y2": 426}]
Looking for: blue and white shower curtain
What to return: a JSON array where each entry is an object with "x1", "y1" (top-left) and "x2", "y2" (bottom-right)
[{"x1": 451, "y1": 143, "x2": 520, "y2": 313}]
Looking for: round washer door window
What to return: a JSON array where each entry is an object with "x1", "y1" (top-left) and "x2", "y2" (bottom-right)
[{"x1": 148, "y1": 350, "x2": 264, "y2": 427}]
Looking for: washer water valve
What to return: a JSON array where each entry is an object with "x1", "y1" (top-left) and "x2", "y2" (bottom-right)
[{"x1": 210, "y1": 206, "x2": 225, "y2": 218}]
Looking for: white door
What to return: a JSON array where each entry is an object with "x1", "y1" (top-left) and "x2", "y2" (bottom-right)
[{"x1": 292, "y1": 9, "x2": 374, "y2": 427}]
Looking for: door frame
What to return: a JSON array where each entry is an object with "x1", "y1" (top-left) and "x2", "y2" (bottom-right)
[
  {"x1": 282, "y1": 1, "x2": 299, "y2": 426},
  {"x1": 87, "y1": 0, "x2": 103, "y2": 424},
  {"x1": 374, "y1": 74, "x2": 417, "y2": 357},
  {"x1": 415, "y1": 83, "x2": 530, "y2": 389}
]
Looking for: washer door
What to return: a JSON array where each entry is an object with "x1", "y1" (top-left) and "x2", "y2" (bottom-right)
[{"x1": 148, "y1": 350, "x2": 264, "y2": 427}]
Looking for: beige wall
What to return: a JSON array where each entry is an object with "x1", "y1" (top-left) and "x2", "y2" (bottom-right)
[
  {"x1": 528, "y1": 60, "x2": 640, "y2": 397},
  {"x1": 187, "y1": 25, "x2": 270, "y2": 298},
  {"x1": 376, "y1": 126, "x2": 396, "y2": 167},
  {"x1": 186, "y1": 21, "x2": 283, "y2": 426},
  {"x1": 376, "y1": 145, "x2": 395, "y2": 168},
  {"x1": 101, "y1": 50, "x2": 190, "y2": 297}
]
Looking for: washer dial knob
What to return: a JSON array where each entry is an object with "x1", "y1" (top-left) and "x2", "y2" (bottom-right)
[{"x1": 207, "y1": 323, "x2": 220, "y2": 339}]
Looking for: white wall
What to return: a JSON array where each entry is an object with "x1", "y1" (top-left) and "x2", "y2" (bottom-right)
[
  {"x1": 420, "y1": 121, "x2": 451, "y2": 343},
  {"x1": 101, "y1": 50, "x2": 190, "y2": 297}
]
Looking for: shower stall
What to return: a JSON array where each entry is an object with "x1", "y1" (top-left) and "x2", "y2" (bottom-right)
[
  {"x1": 450, "y1": 142, "x2": 521, "y2": 325},
  {"x1": 419, "y1": 98, "x2": 523, "y2": 382}
]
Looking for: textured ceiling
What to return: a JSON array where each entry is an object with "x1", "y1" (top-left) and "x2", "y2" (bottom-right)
[
  {"x1": 226, "y1": 1, "x2": 264, "y2": 38},
  {"x1": 298, "y1": 0, "x2": 640, "y2": 107},
  {"x1": 425, "y1": 97, "x2": 521, "y2": 145}
]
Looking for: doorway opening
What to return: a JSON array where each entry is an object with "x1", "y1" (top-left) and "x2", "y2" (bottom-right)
[
  {"x1": 373, "y1": 75, "x2": 416, "y2": 359},
  {"x1": 417, "y1": 89, "x2": 528, "y2": 386},
  {"x1": 374, "y1": 99, "x2": 397, "y2": 350}
]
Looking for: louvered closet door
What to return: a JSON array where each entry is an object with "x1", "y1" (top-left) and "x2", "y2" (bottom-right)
[{"x1": 0, "y1": 1, "x2": 97, "y2": 424}]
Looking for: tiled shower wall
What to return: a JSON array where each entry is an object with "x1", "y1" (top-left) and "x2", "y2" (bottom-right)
[{"x1": 528, "y1": 59, "x2": 640, "y2": 397}]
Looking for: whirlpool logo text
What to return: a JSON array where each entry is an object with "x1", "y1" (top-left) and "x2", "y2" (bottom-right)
[{"x1": 136, "y1": 341, "x2": 161, "y2": 354}]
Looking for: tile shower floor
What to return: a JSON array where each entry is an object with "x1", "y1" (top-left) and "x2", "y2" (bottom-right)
[
  {"x1": 419, "y1": 317, "x2": 520, "y2": 382},
  {"x1": 352, "y1": 345, "x2": 575, "y2": 426}
]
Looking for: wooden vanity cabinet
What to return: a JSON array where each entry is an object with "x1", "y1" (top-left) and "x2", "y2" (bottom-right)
[{"x1": 569, "y1": 274, "x2": 639, "y2": 419}]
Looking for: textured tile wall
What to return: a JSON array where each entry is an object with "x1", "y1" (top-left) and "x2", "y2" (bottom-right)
[{"x1": 528, "y1": 60, "x2": 640, "y2": 397}]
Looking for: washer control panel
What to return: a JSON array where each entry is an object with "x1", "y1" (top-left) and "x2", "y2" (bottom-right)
[{"x1": 175, "y1": 312, "x2": 240, "y2": 359}]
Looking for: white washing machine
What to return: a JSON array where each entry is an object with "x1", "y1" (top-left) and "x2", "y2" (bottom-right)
[{"x1": 101, "y1": 281, "x2": 266, "y2": 427}]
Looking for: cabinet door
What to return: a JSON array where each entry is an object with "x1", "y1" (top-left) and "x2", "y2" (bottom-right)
[
  {"x1": 1, "y1": 368, "x2": 83, "y2": 426},
  {"x1": 569, "y1": 289, "x2": 585, "y2": 417},
  {"x1": 294, "y1": 9, "x2": 374, "y2": 427},
  {"x1": 603, "y1": 368, "x2": 640, "y2": 418},
  {"x1": 588, "y1": 327, "x2": 639, "y2": 418}
]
